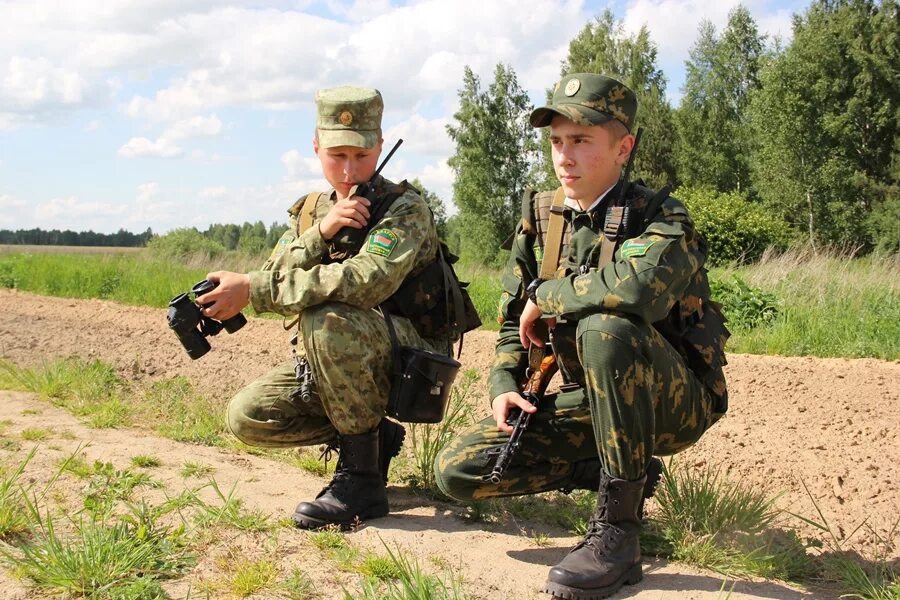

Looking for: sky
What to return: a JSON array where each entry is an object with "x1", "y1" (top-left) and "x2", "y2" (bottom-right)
[{"x1": 0, "y1": 0, "x2": 810, "y2": 236}]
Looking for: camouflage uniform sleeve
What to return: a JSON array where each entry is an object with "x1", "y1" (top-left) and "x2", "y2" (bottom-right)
[
  {"x1": 248, "y1": 190, "x2": 432, "y2": 316},
  {"x1": 259, "y1": 197, "x2": 330, "y2": 273},
  {"x1": 488, "y1": 224, "x2": 539, "y2": 401},
  {"x1": 535, "y1": 198, "x2": 703, "y2": 324}
]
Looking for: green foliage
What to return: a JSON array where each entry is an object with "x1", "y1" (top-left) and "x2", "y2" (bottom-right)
[
  {"x1": 227, "y1": 559, "x2": 277, "y2": 596},
  {"x1": 147, "y1": 227, "x2": 226, "y2": 260},
  {"x1": 717, "y1": 249, "x2": 900, "y2": 359},
  {"x1": 867, "y1": 195, "x2": 900, "y2": 255},
  {"x1": 675, "y1": 7, "x2": 764, "y2": 193},
  {"x1": 0, "y1": 449, "x2": 37, "y2": 539},
  {"x1": 0, "y1": 358, "x2": 132, "y2": 428},
  {"x1": 447, "y1": 64, "x2": 539, "y2": 265},
  {"x1": 645, "y1": 459, "x2": 814, "y2": 580},
  {"x1": 455, "y1": 261, "x2": 503, "y2": 332},
  {"x1": 406, "y1": 370, "x2": 477, "y2": 496},
  {"x1": 677, "y1": 186, "x2": 796, "y2": 264},
  {"x1": 345, "y1": 542, "x2": 470, "y2": 600},
  {"x1": 560, "y1": 9, "x2": 677, "y2": 189},
  {"x1": 749, "y1": 0, "x2": 899, "y2": 250},
  {"x1": 7, "y1": 501, "x2": 193, "y2": 598},
  {"x1": 709, "y1": 275, "x2": 779, "y2": 330},
  {"x1": 410, "y1": 178, "x2": 449, "y2": 240},
  {"x1": 142, "y1": 377, "x2": 226, "y2": 446}
]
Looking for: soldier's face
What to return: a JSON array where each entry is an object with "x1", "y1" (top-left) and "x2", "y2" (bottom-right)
[
  {"x1": 549, "y1": 116, "x2": 633, "y2": 205},
  {"x1": 314, "y1": 138, "x2": 383, "y2": 199}
]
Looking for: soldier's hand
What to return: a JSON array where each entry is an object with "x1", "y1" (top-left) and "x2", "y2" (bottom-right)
[
  {"x1": 197, "y1": 271, "x2": 251, "y2": 320},
  {"x1": 491, "y1": 392, "x2": 536, "y2": 434},
  {"x1": 519, "y1": 300, "x2": 556, "y2": 348},
  {"x1": 319, "y1": 194, "x2": 371, "y2": 241}
]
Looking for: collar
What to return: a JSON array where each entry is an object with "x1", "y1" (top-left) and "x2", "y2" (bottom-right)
[{"x1": 564, "y1": 182, "x2": 617, "y2": 214}]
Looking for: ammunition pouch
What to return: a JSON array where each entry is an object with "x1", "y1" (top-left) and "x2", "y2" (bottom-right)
[{"x1": 382, "y1": 312, "x2": 460, "y2": 423}]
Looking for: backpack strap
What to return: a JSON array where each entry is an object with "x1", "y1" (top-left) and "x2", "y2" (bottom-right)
[
  {"x1": 598, "y1": 205, "x2": 625, "y2": 268},
  {"x1": 539, "y1": 187, "x2": 567, "y2": 280},
  {"x1": 298, "y1": 192, "x2": 324, "y2": 234}
]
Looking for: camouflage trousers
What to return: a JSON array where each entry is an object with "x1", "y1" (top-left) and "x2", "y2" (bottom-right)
[
  {"x1": 228, "y1": 302, "x2": 436, "y2": 446},
  {"x1": 435, "y1": 312, "x2": 723, "y2": 501}
]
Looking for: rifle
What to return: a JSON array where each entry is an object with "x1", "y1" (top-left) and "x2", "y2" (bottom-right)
[
  {"x1": 483, "y1": 340, "x2": 558, "y2": 484},
  {"x1": 329, "y1": 139, "x2": 403, "y2": 255}
]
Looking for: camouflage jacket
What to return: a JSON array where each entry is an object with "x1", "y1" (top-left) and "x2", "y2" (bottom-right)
[
  {"x1": 248, "y1": 175, "x2": 440, "y2": 318},
  {"x1": 489, "y1": 180, "x2": 728, "y2": 406}
]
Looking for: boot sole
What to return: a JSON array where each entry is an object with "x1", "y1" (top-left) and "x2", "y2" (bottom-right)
[
  {"x1": 542, "y1": 563, "x2": 642, "y2": 599},
  {"x1": 292, "y1": 501, "x2": 390, "y2": 531}
]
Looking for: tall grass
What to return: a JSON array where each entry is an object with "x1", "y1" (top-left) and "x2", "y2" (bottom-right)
[
  {"x1": 0, "y1": 249, "x2": 264, "y2": 309},
  {"x1": 714, "y1": 247, "x2": 900, "y2": 359}
]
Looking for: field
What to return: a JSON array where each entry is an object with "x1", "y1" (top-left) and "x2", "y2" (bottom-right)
[{"x1": 0, "y1": 249, "x2": 897, "y2": 599}]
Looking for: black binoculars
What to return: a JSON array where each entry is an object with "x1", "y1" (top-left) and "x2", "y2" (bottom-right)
[{"x1": 167, "y1": 280, "x2": 247, "y2": 360}]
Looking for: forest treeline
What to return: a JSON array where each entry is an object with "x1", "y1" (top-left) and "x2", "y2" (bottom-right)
[{"x1": 7, "y1": 1, "x2": 896, "y2": 268}]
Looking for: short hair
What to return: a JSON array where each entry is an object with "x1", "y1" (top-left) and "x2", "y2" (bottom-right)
[{"x1": 601, "y1": 119, "x2": 630, "y2": 143}]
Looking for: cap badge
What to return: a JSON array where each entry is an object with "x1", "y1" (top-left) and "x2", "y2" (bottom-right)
[
  {"x1": 564, "y1": 78, "x2": 581, "y2": 96},
  {"x1": 339, "y1": 111, "x2": 353, "y2": 126}
]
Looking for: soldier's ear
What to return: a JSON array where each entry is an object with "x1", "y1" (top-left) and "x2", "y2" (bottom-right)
[{"x1": 616, "y1": 134, "x2": 636, "y2": 166}]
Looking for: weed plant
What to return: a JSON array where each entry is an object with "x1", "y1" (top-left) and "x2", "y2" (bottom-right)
[
  {"x1": 406, "y1": 369, "x2": 478, "y2": 496},
  {"x1": 791, "y1": 481, "x2": 900, "y2": 599},
  {"x1": 0, "y1": 449, "x2": 37, "y2": 539},
  {"x1": 346, "y1": 542, "x2": 471, "y2": 600},
  {"x1": 227, "y1": 558, "x2": 278, "y2": 597},
  {"x1": 279, "y1": 567, "x2": 318, "y2": 599},
  {"x1": 644, "y1": 459, "x2": 813, "y2": 580},
  {"x1": 713, "y1": 246, "x2": 900, "y2": 359},
  {"x1": 7, "y1": 496, "x2": 193, "y2": 598}
]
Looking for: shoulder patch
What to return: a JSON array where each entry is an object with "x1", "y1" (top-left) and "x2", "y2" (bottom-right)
[
  {"x1": 366, "y1": 229, "x2": 399, "y2": 257},
  {"x1": 621, "y1": 238, "x2": 656, "y2": 258}
]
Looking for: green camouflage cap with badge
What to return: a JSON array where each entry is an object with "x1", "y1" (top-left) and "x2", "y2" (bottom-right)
[
  {"x1": 530, "y1": 73, "x2": 637, "y2": 131},
  {"x1": 315, "y1": 86, "x2": 383, "y2": 149}
]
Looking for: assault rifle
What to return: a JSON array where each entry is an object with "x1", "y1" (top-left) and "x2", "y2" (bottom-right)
[{"x1": 483, "y1": 341, "x2": 558, "y2": 484}]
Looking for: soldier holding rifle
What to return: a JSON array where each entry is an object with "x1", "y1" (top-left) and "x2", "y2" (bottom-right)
[{"x1": 435, "y1": 73, "x2": 729, "y2": 599}]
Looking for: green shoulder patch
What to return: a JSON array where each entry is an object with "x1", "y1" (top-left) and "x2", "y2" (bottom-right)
[
  {"x1": 366, "y1": 229, "x2": 399, "y2": 257},
  {"x1": 533, "y1": 244, "x2": 544, "y2": 263},
  {"x1": 620, "y1": 238, "x2": 656, "y2": 259}
]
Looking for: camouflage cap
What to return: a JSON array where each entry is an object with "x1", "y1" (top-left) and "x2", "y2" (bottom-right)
[
  {"x1": 315, "y1": 86, "x2": 383, "y2": 149},
  {"x1": 530, "y1": 73, "x2": 637, "y2": 131}
]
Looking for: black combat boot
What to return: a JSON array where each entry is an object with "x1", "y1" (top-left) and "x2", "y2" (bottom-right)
[
  {"x1": 378, "y1": 418, "x2": 406, "y2": 484},
  {"x1": 292, "y1": 429, "x2": 388, "y2": 530},
  {"x1": 544, "y1": 473, "x2": 646, "y2": 599},
  {"x1": 565, "y1": 457, "x2": 663, "y2": 519}
]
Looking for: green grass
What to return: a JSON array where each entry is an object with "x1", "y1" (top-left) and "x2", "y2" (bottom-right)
[
  {"x1": 0, "y1": 449, "x2": 37, "y2": 539},
  {"x1": 131, "y1": 455, "x2": 162, "y2": 468},
  {"x1": 181, "y1": 461, "x2": 215, "y2": 478},
  {"x1": 405, "y1": 369, "x2": 478, "y2": 496},
  {"x1": 713, "y1": 248, "x2": 900, "y2": 359},
  {"x1": 2, "y1": 246, "x2": 897, "y2": 359},
  {"x1": 644, "y1": 459, "x2": 814, "y2": 580},
  {"x1": 226, "y1": 558, "x2": 278, "y2": 597},
  {"x1": 345, "y1": 542, "x2": 471, "y2": 600}
]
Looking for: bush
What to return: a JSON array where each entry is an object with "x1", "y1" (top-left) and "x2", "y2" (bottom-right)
[
  {"x1": 146, "y1": 228, "x2": 226, "y2": 260},
  {"x1": 677, "y1": 186, "x2": 797, "y2": 265},
  {"x1": 710, "y1": 274, "x2": 779, "y2": 330}
]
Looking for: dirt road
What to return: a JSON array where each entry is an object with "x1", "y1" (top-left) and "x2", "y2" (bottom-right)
[{"x1": 0, "y1": 289, "x2": 897, "y2": 599}]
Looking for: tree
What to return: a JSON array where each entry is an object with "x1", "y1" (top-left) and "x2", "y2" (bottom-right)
[
  {"x1": 410, "y1": 178, "x2": 448, "y2": 240},
  {"x1": 548, "y1": 10, "x2": 677, "y2": 189},
  {"x1": 675, "y1": 6, "x2": 765, "y2": 193},
  {"x1": 749, "y1": 0, "x2": 899, "y2": 249},
  {"x1": 446, "y1": 64, "x2": 539, "y2": 264}
]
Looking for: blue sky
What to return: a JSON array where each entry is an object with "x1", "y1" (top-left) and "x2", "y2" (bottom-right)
[{"x1": 1, "y1": 0, "x2": 809, "y2": 235}]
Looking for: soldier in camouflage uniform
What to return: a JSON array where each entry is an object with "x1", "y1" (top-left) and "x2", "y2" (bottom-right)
[
  {"x1": 434, "y1": 74, "x2": 729, "y2": 599},
  {"x1": 196, "y1": 86, "x2": 445, "y2": 530}
]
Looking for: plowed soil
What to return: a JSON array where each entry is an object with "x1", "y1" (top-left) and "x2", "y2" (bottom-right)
[{"x1": 0, "y1": 288, "x2": 897, "y2": 599}]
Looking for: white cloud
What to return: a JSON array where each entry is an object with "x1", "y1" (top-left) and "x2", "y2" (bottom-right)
[
  {"x1": 281, "y1": 149, "x2": 322, "y2": 180},
  {"x1": 35, "y1": 195, "x2": 127, "y2": 223},
  {"x1": 118, "y1": 136, "x2": 182, "y2": 158},
  {"x1": 383, "y1": 114, "x2": 453, "y2": 159},
  {"x1": 165, "y1": 114, "x2": 222, "y2": 139}
]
